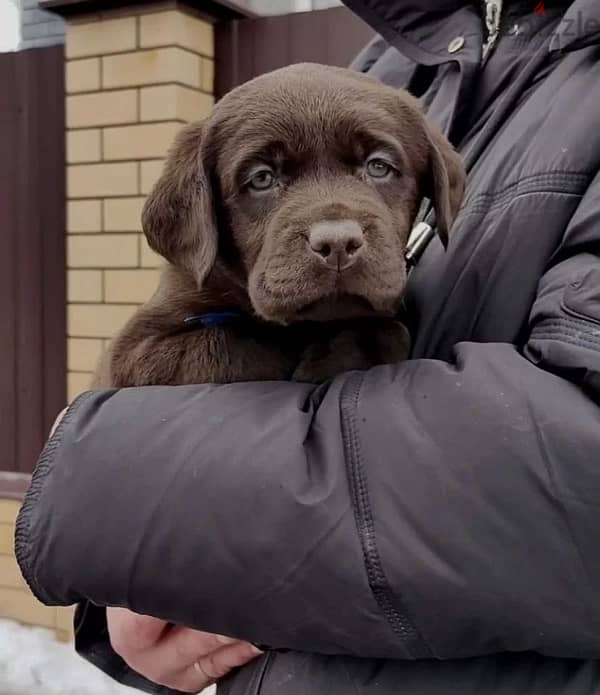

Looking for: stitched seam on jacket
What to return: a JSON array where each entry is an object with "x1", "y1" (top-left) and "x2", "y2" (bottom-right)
[
  {"x1": 466, "y1": 171, "x2": 589, "y2": 215},
  {"x1": 534, "y1": 316, "x2": 600, "y2": 336},
  {"x1": 533, "y1": 332, "x2": 600, "y2": 350},
  {"x1": 470, "y1": 170, "x2": 588, "y2": 201},
  {"x1": 560, "y1": 301, "x2": 600, "y2": 328},
  {"x1": 533, "y1": 325, "x2": 600, "y2": 343},
  {"x1": 467, "y1": 189, "x2": 583, "y2": 217},
  {"x1": 531, "y1": 317, "x2": 600, "y2": 349},
  {"x1": 339, "y1": 373, "x2": 433, "y2": 658},
  {"x1": 13, "y1": 391, "x2": 96, "y2": 605}
]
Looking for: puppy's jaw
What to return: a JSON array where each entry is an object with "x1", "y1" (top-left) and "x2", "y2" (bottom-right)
[
  {"x1": 247, "y1": 207, "x2": 409, "y2": 324},
  {"x1": 248, "y1": 272, "x2": 407, "y2": 324}
]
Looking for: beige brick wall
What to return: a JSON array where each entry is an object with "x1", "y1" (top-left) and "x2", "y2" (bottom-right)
[
  {"x1": 65, "y1": 9, "x2": 215, "y2": 401},
  {"x1": 0, "y1": 499, "x2": 74, "y2": 642}
]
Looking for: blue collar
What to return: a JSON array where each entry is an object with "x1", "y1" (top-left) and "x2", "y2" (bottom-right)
[{"x1": 183, "y1": 310, "x2": 245, "y2": 329}]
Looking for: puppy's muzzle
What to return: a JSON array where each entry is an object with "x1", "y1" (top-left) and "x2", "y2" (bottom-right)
[{"x1": 307, "y1": 219, "x2": 365, "y2": 272}]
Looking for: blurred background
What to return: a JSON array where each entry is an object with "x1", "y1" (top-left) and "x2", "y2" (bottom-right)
[{"x1": 0, "y1": 0, "x2": 372, "y2": 692}]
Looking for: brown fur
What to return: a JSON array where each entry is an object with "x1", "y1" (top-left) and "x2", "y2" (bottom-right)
[{"x1": 94, "y1": 63, "x2": 465, "y2": 388}]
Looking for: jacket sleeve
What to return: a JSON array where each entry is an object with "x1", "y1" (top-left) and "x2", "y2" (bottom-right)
[{"x1": 14, "y1": 195, "x2": 600, "y2": 683}]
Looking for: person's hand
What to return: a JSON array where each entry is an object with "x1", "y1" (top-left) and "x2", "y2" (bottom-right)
[{"x1": 107, "y1": 607, "x2": 263, "y2": 693}]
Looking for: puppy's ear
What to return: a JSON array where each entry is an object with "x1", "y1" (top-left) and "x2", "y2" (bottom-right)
[
  {"x1": 142, "y1": 120, "x2": 217, "y2": 286},
  {"x1": 423, "y1": 125, "x2": 466, "y2": 248}
]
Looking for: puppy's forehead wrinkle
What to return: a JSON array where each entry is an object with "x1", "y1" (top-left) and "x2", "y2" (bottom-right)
[
  {"x1": 218, "y1": 119, "x2": 409, "y2": 191},
  {"x1": 217, "y1": 100, "x2": 401, "y2": 143}
]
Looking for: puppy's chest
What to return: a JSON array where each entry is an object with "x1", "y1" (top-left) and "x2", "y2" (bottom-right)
[
  {"x1": 169, "y1": 322, "x2": 300, "y2": 384},
  {"x1": 174, "y1": 318, "x2": 411, "y2": 385}
]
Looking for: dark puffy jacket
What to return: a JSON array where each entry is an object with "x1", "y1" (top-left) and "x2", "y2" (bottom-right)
[{"x1": 15, "y1": 1, "x2": 600, "y2": 693}]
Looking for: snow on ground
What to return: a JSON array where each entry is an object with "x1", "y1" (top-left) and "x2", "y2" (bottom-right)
[
  {"x1": 0, "y1": 618, "x2": 216, "y2": 695},
  {"x1": 0, "y1": 619, "x2": 138, "y2": 695}
]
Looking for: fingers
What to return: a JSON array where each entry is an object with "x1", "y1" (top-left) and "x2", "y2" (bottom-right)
[
  {"x1": 151, "y1": 626, "x2": 263, "y2": 692},
  {"x1": 177, "y1": 640, "x2": 263, "y2": 693},
  {"x1": 196, "y1": 639, "x2": 263, "y2": 679},
  {"x1": 107, "y1": 608, "x2": 263, "y2": 693},
  {"x1": 166, "y1": 625, "x2": 239, "y2": 667}
]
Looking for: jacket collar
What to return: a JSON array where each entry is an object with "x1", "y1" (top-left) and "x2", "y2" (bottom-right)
[
  {"x1": 343, "y1": 0, "x2": 600, "y2": 58},
  {"x1": 549, "y1": 0, "x2": 600, "y2": 51},
  {"x1": 342, "y1": 0, "x2": 483, "y2": 66}
]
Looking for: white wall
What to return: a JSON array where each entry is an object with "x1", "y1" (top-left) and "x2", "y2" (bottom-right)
[
  {"x1": 20, "y1": 0, "x2": 65, "y2": 49},
  {"x1": 0, "y1": 0, "x2": 21, "y2": 52},
  {"x1": 246, "y1": 0, "x2": 342, "y2": 14}
]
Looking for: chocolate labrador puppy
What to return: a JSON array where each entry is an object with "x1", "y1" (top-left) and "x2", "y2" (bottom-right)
[{"x1": 94, "y1": 63, "x2": 464, "y2": 388}]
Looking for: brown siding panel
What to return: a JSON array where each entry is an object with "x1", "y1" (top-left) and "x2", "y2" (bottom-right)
[
  {"x1": 15, "y1": 51, "x2": 45, "y2": 476},
  {"x1": 0, "y1": 46, "x2": 66, "y2": 473},
  {"x1": 0, "y1": 52, "x2": 18, "y2": 474},
  {"x1": 41, "y1": 48, "x2": 68, "y2": 442},
  {"x1": 215, "y1": 7, "x2": 374, "y2": 99},
  {"x1": 289, "y1": 11, "x2": 328, "y2": 65}
]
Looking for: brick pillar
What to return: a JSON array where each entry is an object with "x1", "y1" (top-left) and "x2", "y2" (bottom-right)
[{"x1": 65, "y1": 8, "x2": 215, "y2": 400}]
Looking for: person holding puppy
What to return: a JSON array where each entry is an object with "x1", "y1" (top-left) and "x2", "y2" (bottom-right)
[{"x1": 15, "y1": 1, "x2": 600, "y2": 694}]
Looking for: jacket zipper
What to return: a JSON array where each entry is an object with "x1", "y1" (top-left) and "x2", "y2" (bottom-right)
[
  {"x1": 408, "y1": 0, "x2": 504, "y2": 263},
  {"x1": 482, "y1": 0, "x2": 503, "y2": 63},
  {"x1": 339, "y1": 373, "x2": 433, "y2": 658}
]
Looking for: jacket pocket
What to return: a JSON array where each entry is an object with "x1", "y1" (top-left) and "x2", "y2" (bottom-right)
[
  {"x1": 561, "y1": 267, "x2": 600, "y2": 326},
  {"x1": 528, "y1": 265, "x2": 600, "y2": 400}
]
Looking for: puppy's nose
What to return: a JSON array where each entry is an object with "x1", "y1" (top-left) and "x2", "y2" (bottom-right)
[{"x1": 307, "y1": 220, "x2": 365, "y2": 271}]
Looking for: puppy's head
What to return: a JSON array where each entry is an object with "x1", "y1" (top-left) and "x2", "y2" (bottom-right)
[{"x1": 142, "y1": 63, "x2": 465, "y2": 323}]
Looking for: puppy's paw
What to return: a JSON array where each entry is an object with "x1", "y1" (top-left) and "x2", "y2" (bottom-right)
[
  {"x1": 370, "y1": 320, "x2": 412, "y2": 364},
  {"x1": 292, "y1": 331, "x2": 370, "y2": 383},
  {"x1": 292, "y1": 321, "x2": 411, "y2": 383}
]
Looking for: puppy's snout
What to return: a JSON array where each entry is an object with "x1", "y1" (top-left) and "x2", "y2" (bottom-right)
[{"x1": 307, "y1": 220, "x2": 365, "y2": 271}]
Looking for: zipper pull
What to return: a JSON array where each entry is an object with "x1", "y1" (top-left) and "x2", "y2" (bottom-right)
[
  {"x1": 405, "y1": 222, "x2": 435, "y2": 267},
  {"x1": 482, "y1": 0, "x2": 503, "y2": 63}
]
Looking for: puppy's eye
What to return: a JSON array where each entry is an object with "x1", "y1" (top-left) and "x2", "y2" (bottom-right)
[
  {"x1": 366, "y1": 158, "x2": 394, "y2": 179},
  {"x1": 248, "y1": 168, "x2": 275, "y2": 191}
]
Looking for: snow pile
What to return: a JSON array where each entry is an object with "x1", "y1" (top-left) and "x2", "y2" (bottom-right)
[{"x1": 0, "y1": 618, "x2": 215, "y2": 695}]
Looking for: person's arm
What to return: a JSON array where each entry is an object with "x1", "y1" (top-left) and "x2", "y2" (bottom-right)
[{"x1": 15, "y1": 184, "x2": 600, "y2": 682}]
